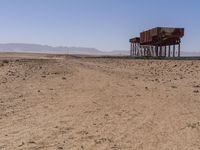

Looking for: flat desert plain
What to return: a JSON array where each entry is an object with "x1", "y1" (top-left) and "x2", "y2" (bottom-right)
[{"x1": 0, "y1": 53, "x2": 200, "y2": 150}]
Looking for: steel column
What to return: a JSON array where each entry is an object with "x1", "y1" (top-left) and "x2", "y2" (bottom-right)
[
  {"x1": 168, "y1": 45, "x2": 171, "y2": 57},
  {"x1": 178, "y1": 43, "x2": 181, "y2": 57},
  {"x1": 173, "y1": 45, "x2": 175, "y2": 57}
]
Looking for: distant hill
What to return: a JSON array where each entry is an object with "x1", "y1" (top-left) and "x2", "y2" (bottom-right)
[
  {"x1": 0, "y1": 43, "x2": 199, "y2": 56},
  {"x1": 0, "y1": 43, "x2": 104, "y2": 55}
]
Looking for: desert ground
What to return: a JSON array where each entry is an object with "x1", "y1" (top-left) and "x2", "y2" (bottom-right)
[{"x1": 0, "y1": 53, "x2": 200, "y2": 150}]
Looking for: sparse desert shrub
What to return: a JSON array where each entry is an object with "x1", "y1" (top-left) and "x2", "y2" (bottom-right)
[{"x1": 186, "y1": 122, "x2": 200, "y2": 129}]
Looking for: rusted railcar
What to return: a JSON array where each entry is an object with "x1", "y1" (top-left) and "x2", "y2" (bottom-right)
[
  {"x1": 140, "y1": 27, "x2": 184, "y2": 46},
  {"x1": 129, "y1": 27, "x2": 185, "y2": 58}
]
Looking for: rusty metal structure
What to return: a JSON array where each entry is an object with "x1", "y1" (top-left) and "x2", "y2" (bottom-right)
[{"x1": 130, "y1": 27, "x2": 184, "y2": 57}]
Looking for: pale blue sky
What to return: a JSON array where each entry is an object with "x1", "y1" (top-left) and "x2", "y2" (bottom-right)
[{"x1": 0, "y1": 0, "x2": 199, "y2": 51}]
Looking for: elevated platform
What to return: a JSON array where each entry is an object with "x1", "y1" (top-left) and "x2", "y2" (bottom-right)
[{"x1": 129, "y1": 27, "x2": 185, "y2": 58}]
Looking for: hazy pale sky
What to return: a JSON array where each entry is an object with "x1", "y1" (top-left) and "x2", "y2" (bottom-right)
[{"x1": 0, "y1": 0, "x2": 199, "y2": 51}]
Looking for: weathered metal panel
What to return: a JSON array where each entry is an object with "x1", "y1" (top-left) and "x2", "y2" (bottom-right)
[{"x1": 140, "y1": 27, "x2": 184, "y2": 46}]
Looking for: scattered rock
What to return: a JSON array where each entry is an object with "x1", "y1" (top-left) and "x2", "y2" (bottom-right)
[
  {"x1": 19, "y1": 94, "x2": 23, "y2": 98},
  {"x1": 18, "y1": 142, "x2": 25, "y2": 147},
  {"x1": 171, "y1": 86, "x2": 177, "y2": 89},
  {"x1": 193, "y1": 90, "x2": 199, "y2": 93},
  {"x1": 2, "y1": 78, "x2": 7, "y2": 84},
  {"x1": 58, "y1": 146, "x2": 63, "y2": 149},
  {"x1": 104, "y1": 114, "x2": 109, "y2": 117},
  {"x1": 28, "y1": 141, "x2": 36, "y2": 144},
  {"x1": 94, "y1": 138, "x2": 112, "y2": 144},
  {"x1": 2, "y1": 60, "x2": 9, "y2": 64},
  {"x1": 193, "y1": 85, "x2": 200, "y2": 88},
  {"x1": 62, "y1": 77, "x2": 66, "y2": 80}
]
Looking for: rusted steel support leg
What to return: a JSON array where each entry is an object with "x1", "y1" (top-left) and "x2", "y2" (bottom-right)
[
  {"x1": 153, "y1": 46, "x2": 156, "y2": 57},
  {"x1": 173, "y1": 45, "x2": 175, "y2": 57},
  {"x1": 143, "y1": 47, "x2": 145, "y2": 56},
  {"x1": 135, "y1": 43, "x2": 137, "y2": 56},
  {"x1": 135, "y1": 44, "x2": 139, "y2": 56},
  {"x1": 130, "y1": 43, "x2": 132, "y2": 56},
  {"x1": 155, "y1": 46, "x2": 158, "y2": 57},
  {"x1": 178, "y1": 43, "x2": 181, "y2": 57},
  {"x1": 168, "y1": 45, "x2": 171, "y2": 57},
  {"x1": 151, "y1": 46, "x2": 153, "y2": 57},
  {"x1": 132, "y1": 43, "x2": 134, "y2": 56},
  {"x1": 142, "y1": 47, "x2": 144, "y2": 56},
  {"x1": 159, "y1": 46, "x2": 162, "y2": 57},
  {"x1": 150, "y1": 46, "x2": 153, "y2": 57},
  {"x1": 140, "y1": 46, "x2": 142, "y2": 56},
  {"x1": 136, "y1": 43, "x2": 138, "y2": 56},
  {"x1": 145, "y1": 47, "x2": 148, "y2": 56}
]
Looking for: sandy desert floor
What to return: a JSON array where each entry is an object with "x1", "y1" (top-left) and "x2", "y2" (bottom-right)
[{"x1": 0, "y1": 53, "x2": 200, "y2": 150}]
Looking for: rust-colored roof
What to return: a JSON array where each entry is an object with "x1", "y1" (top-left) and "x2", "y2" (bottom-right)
[{"x1": 129, "y1": 37, "x2": 140, "y2": 43}]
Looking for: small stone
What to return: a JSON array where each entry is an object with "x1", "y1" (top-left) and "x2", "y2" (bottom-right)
[
  {"x1": 58, "y1": 146, "x2": 63, "y2": 149},
  {"x1": 193, "y1": 85, "x2": 200, "y2": 88},
  {"x1": 62, "y1": 77, "x2": 66, "y2": 80},
  {"x1": 193, "y1": 90, "x2": 199, "y2": 93},
  {"x1": 171, "y1": 86, "x2": 177, "y2": 89},
  {"x1": 104, "y1": 114, "x2": 109, "y2": 117},
  {"x1": 18, "y1": 142, "x2": 25, "y2": 147}
]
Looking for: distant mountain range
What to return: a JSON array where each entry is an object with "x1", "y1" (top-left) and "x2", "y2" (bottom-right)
[
  {"x1": 0, "y1": 43, "x2": 128, "y2": 56},
  {"x1": 0, "y1": 43, "x2": 199, "y2": 56}
]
